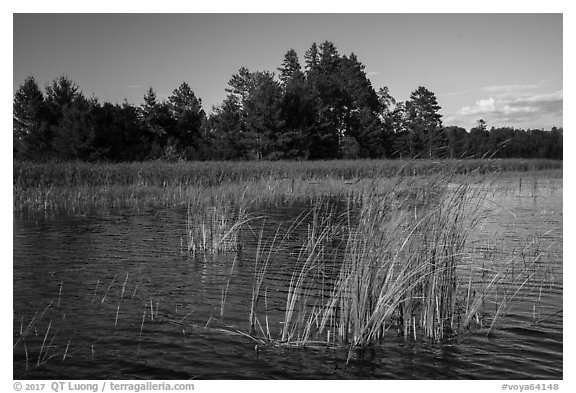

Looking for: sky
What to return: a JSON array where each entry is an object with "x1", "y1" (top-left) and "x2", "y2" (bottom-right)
[{"x1": 13, "y1": 13, "x2": 563, "y2": 130}]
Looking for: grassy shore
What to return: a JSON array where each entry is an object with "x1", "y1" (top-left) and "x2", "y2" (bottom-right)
[{"x1": 13, "y1": 159, "x2": 562, "y2": 213}]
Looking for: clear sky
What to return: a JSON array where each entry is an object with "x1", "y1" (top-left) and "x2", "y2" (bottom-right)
[{"x1": 13, "y1": 13, "x2": 563, "y2": 130}]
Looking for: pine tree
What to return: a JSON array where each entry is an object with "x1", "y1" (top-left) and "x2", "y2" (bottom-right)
[
  {"x1": 168, "y1": 82, "x2": 206, "y2": 157},
  {"x1": 52, "y1": 98, "x2": 96, "y2": 160},
  {"x1": 405, "y1": 86, "x2": 444, "y2": 158},
  {"x1": 278, "y1": 68, "x2": 313, "y2": 159},
  {"x1": 304, "y1": 41, "x2": 344, "y2": 159},
  {"x1": 140, "y1": 87, "x2": 175, "y2": 157},
  {"x1": 44, "y1": 75, "x2": 83, "y2": 125},
  {"x1": 205, "y1": 95, "x2": 245, "y2": 159},
  {"x1": 338, "y1": 54, "x2": 382, "y2": 157},
  {"x1": 243, "y1": 72, "x2": 283, "y2": 160},
  {"x1": 278, "y1": 49, "x2": 302, "y2": 86},
  {"x1": 225, "y1": 67, "x2": 254, "y2": 106},
  {"x1": 13, "y1": 76, "x2": 46, "y2": 158},
  {"x1": 276, "y1": 50, "x2": 312, "y2": 159},
  {"x1": 304, "y1": 42, "x2": 320, "y2": 74},
  {"x1": 43, "y1": 76, "x2": 88, "y2": 159},
  {"x1": 339, "y1": 53, "x2": 379, "y2": 111}
]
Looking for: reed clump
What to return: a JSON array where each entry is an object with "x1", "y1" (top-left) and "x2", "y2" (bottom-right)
[
  {"x1": 235, "y1": 169, "x2": 557, "y2": 351},
  {"x1": 186, "y1": 201, "x2": 247, "y2": 257},
  {"x1": 323, "y1": 175, "x2": 484, "y2": 345}
]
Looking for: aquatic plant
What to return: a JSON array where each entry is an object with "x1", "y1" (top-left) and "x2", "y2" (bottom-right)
[
  {"x1": 13, "y1": 159, "x2": 561, "y2": 214},
  {"x1": 224, "y1": 169, "x2": 559, "y2": 353},
  {"x1": 185, "y1": 188, "x2": 256, "y2": 257}
]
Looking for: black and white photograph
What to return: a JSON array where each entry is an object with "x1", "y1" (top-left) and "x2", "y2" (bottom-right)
[{"x1": 10, "y1": 6, "x2": 566, "y2": 384}]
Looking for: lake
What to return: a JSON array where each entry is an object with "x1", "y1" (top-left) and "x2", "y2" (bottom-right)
[{"x1": 13, "y1": 173, "x2": 562, "y2": 379}]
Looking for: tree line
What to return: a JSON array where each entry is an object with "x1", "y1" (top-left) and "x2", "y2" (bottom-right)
[{"x1": 13, "y1": 41, "x2": 562, "y2": 161}]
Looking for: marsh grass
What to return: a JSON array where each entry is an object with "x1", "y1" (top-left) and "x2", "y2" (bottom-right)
[
  {"x1": 14, "y1": 159, "x2": 561, "y2": 213},
  {"x1": 308, "y1": 173, "x2": 486, "y2": 346},
  {"x1": 185, "y1": 187, "x2": 260, "y2": 257},
  {"x1": 205, "y1": 168, "x2": 560, "y2": 355},
  {"x1": 13, "y1": 159, "x2": 562, "y2": 372}
]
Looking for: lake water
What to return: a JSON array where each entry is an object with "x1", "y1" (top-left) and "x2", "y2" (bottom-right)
[{"x1": 13, "y1": 175, "x2": 562, "y2": 379}]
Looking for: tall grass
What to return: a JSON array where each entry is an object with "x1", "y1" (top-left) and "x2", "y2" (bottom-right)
[
  {"x1": 186, "y1": 188, "x2": 254, "y2": 257},
  {"x1": 293, "y1": 173, "x2": 483, "y2": 346},
  {"x1": 13, "y1": 159, "x2": 561, "y2": 366},
  {"x1": 14, "y1": 159, "x2": 561, "y2": 213},
  {"x1": 228, "y1": 168, "x2": 559, "y2": 351}
]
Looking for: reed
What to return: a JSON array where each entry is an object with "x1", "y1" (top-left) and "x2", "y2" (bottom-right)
[
  {"x1": 14, "y1": 301, "x2": 71, "y2": 372},
  {"x1": 186, "y1": 187, "x2": 258, "y2": 257},
  {"x1": 462, "y1": 227, "x2": 560, "y2": 332},
  {"x1": 137, "y1": 308, "x2": 146, "y2": 355},
  {"x1": 219, "y1": 168, "x2": 558, "y2": 350},
  {"x1": 309, "y1": 173, "x2": 484, "y2": 345},
  {"x1": 220, "y1": 255, "x2": 238, "y2": 317},
  {"x1": 115, "y1": 273, "x2": 129, "y2": 327},
  {"x1": 14, "y1": 159, "x2": 561, "y2": 213},
  {"x1": 12, "y1": 159, "x2": 561, "y2": 373}
]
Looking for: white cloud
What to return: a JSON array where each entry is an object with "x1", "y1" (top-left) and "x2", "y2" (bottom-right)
[
  {"x1": 451, "y1": 89, "x2": 562, "y2": 128},
  {"x1": 481, "y1": 83, "x2": 541, "y2": 93},
  {"x1": 501, "y1": 105, "x2": 538, "y2": 115},
  {"x1": 458, "y1": 97, "x2": 497, "y2": 116},
  {"x1": 520, "y1": 90, "x2": 563, "y2": 103},
  {"x1": 438, "y1": 88, "x2": 475, "y2": 97}
]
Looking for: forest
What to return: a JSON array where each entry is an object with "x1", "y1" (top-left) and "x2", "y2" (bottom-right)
[{"x1": 13, "y1": 41, "x2": 563, "y2": 162}]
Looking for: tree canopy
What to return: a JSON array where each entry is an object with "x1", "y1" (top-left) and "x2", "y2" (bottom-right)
[{"x1": 13, "y1": 42, "x2": 562, "y2": 162}]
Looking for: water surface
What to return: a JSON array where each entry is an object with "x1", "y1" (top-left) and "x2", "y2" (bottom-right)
[{"x1": 13, "y1": 176, "x2": 562, "y2": 379}]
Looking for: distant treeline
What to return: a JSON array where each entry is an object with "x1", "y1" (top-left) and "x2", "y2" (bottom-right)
[{"x1": 13, "y1": 41, "x2": 562, "y2": 162}]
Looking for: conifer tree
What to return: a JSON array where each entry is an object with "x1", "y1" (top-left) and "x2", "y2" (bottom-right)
[
  {"x1": 405, "y1": 86, "x2": 444, "y2": 158},
  {"x1": 13, "y1": 76, "x2": 46, "y2": 158},
  {"x1": 168, "y1": 82, "x2": 206, "y2": 156}
]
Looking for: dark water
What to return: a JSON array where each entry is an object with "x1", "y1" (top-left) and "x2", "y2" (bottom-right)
[{"x1": 13, "y1": 178, "x2": 562, "y2": 379}]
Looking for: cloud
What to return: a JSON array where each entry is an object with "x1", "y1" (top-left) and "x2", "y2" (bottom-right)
[
  {"x1": 458, "y1": 97, "x2": 497, "y2": 116},
  {"x1": 438, "y1": 88, "x2": 475, "y2": 97},
  {"x1": 443, "y1": 115, "x2": 457, "y2": 124},
  {"x1": 500, "y1": 91, "x2": 562, "y2": 118},
  {"x1": 518, "y1": 90, "x2": 563, "y2": 104},
  {"x1": 481, "y1": 83, "x2": 541, "y2": 94},
  {"x1": 454, "y1": 90, "x2": 562, "y2": 125},
  {"x1": 127, "y1": 84, "x2": 142, "y2": 89},
  {"x1": 366, "y1": 71, "x2": 380, "y2": 76}
]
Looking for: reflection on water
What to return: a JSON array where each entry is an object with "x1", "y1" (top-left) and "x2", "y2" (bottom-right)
[{"x1": 13, "y1": 177, "x2": 562, "y2": 379}]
